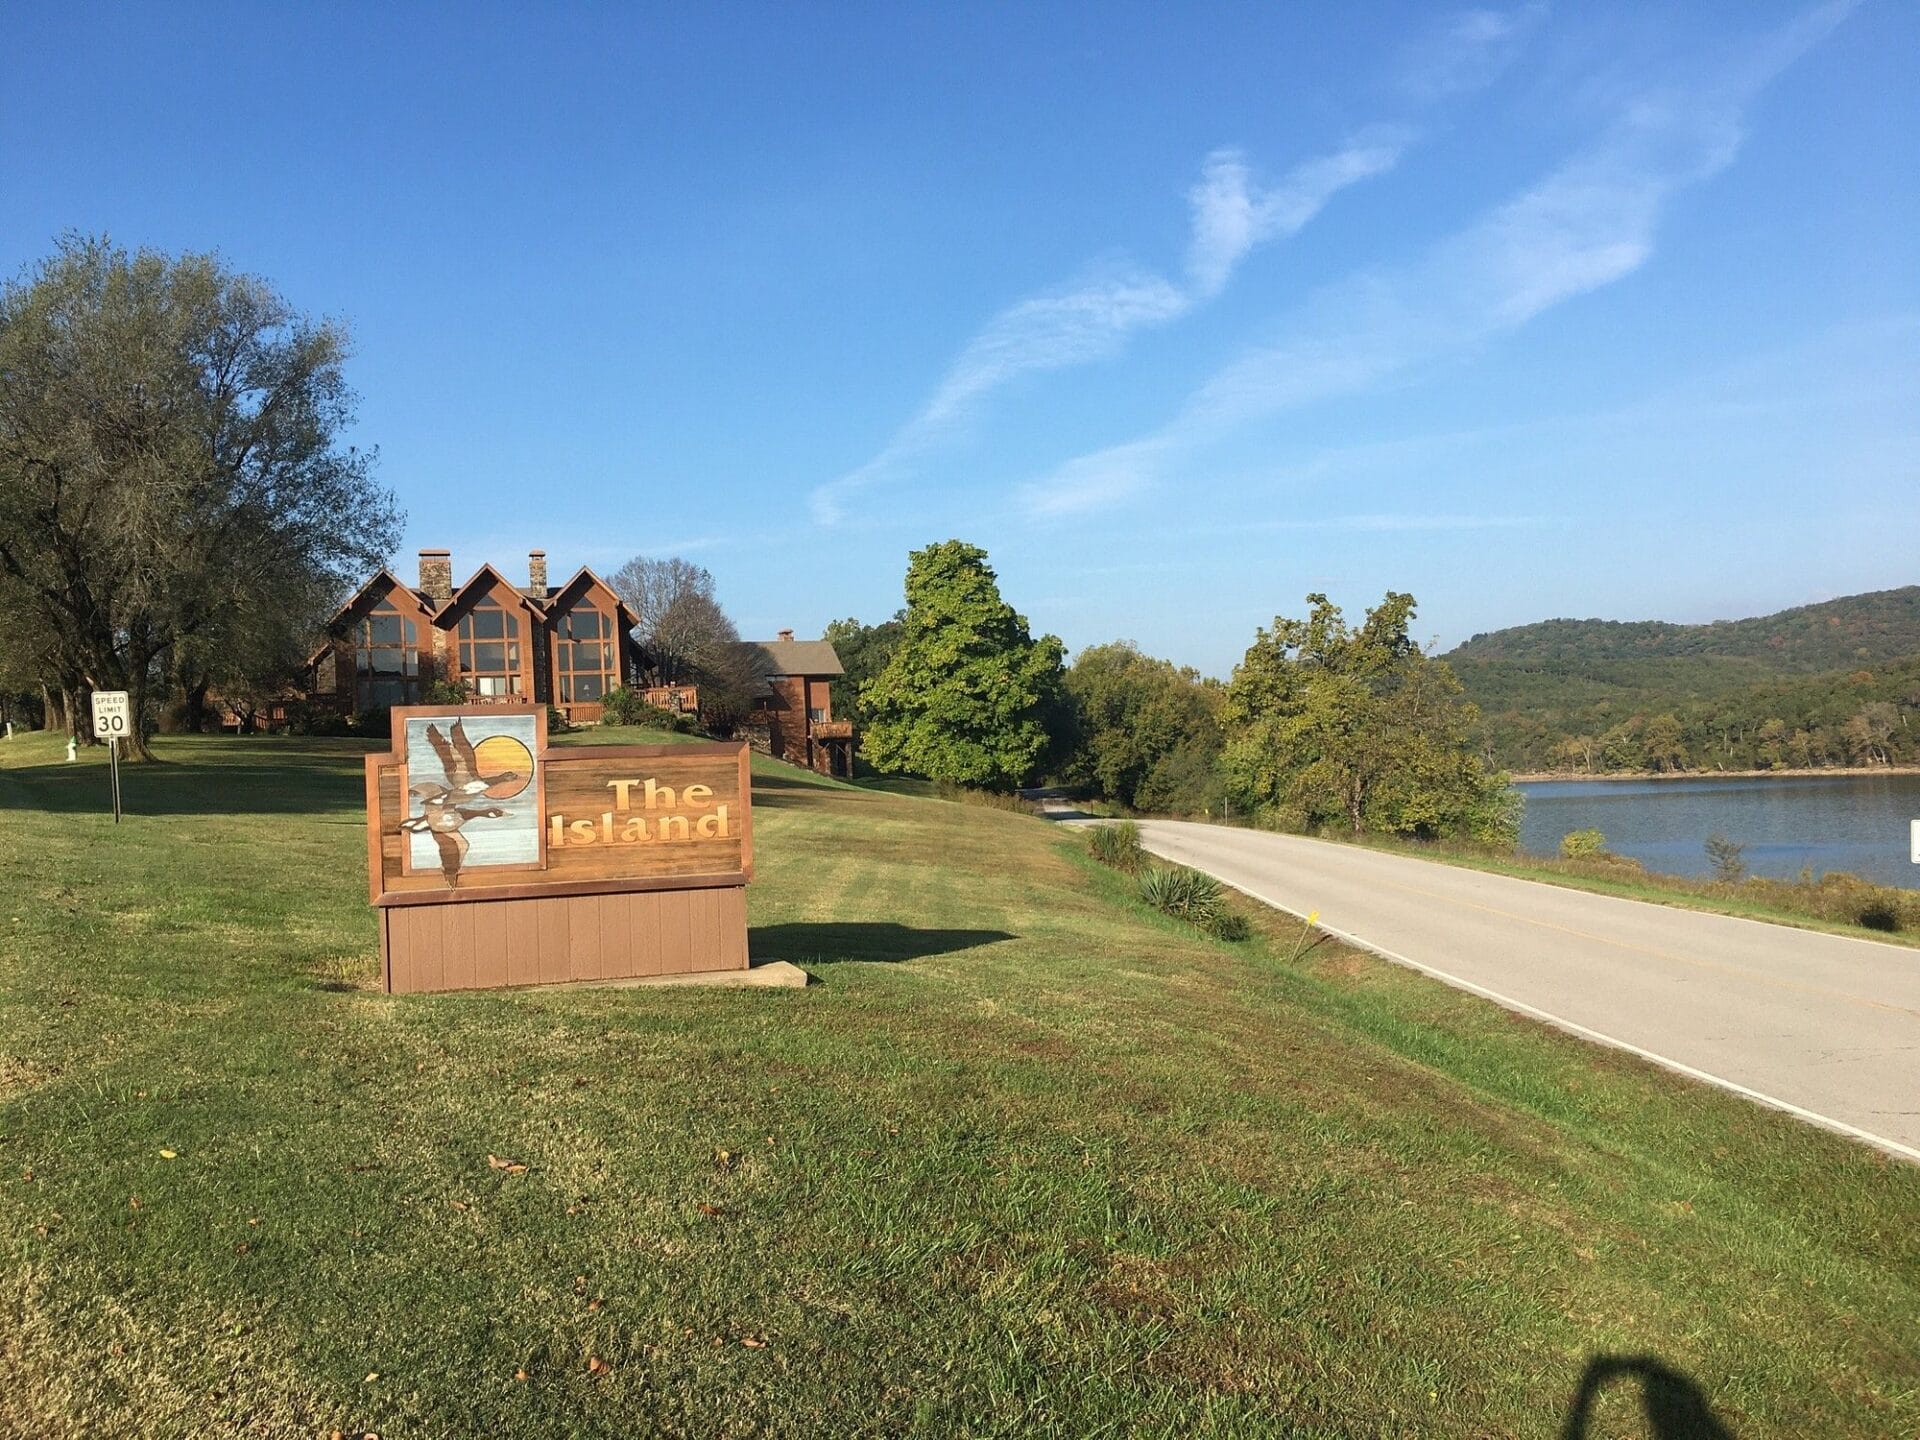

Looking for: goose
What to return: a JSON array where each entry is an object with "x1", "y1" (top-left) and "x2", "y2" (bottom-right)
[
  {"x1": 400, "y1": 794, "x2": 509, "y2": 887},
  {"x1": 426, "y1": 718, "x2": 522, "y2": 797}
]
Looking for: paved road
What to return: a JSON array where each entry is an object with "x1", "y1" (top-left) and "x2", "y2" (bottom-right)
[{"x1": 1132, "y1": 820, "x2": 1920, "y2": 1161}]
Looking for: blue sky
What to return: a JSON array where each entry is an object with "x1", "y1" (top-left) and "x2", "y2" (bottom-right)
[{"x1": 4, "y1": 1, "x2": 1915, "y2": 673}]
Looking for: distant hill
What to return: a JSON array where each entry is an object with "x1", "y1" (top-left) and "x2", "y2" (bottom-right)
[
  {"x1": 1444, "y1": 587, "x2": 1920, "y2": 774},
  {"x1": 1449, "y1": 586, "x2": 1920, "y2": 671}
]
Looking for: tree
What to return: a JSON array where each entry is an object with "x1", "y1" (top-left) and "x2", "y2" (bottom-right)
[
  {"x1": 822, "y1": 612, "x2": 904, "y2": 732},
  {"x1": 1704, "y1": 832, "x2": 1747, "y2": 883},
  {"x1": 1063, "y1": 641, "x2": 1223, "y2": 813},
  {"x1": 860, "y1": 540, "x2": 1066, "y2": 789},
  {"x1": 1641, "y1": 713, "x2": 1689, "y2": 773},
  {"x1": 610, "y1": 554, "x2": 712, "y2": 673},
  {"x1": 0, "y1": 237, "x2": 397, "y2": 757},
  {"x1": 1221, "y1": 592, "x2": 1518, "y2": 845}
]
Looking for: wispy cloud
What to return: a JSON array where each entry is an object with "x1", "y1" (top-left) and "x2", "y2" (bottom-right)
[
  {"x1": 809, "y1": 128, "x2": 1413, "y2": 525},
  {"x1": 1398, "y1": 5, "x2": 1550, "y2": 101},
  {"x1": 1020, "y1": 2, "x2": 1856, "y2": 521}
]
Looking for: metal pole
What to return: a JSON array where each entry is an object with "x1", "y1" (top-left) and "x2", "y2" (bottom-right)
[{"x1": 110, "y1": 736, "x2": 122, "y2": 823}]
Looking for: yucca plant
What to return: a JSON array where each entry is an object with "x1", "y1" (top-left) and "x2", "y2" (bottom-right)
[
  {"x1": 1088, "y1": 820, "x2": 1145, "y2": 872},
  {"x1": 1137, "y1": 865, "x2": 1222, "y2": 925}
]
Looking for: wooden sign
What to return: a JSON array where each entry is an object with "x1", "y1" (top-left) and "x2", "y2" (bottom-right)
[{"x1": 365, "y1": 704, "x2": 752, "y2": 993}]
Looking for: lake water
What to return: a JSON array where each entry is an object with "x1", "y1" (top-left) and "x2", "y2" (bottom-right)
[{"x1": 1515, "y1": 775, "x2": 1920, "y2": 889}]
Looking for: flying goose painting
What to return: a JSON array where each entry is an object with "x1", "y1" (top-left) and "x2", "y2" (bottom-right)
[{"x1": 401, "y1": 718, "x2": 536, "y2": 887}]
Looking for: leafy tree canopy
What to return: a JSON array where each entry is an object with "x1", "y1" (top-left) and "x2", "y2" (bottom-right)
[
  {"x1": 1064, "y1": 641, "x2": 1223, "y2": 813},
  {"x1": 1222, "y1": 592, "x2": 1517, "y2": 844},
  {"x1": 860, "y1": 540, "x2": 1065, "y2": 790},
  {"x1": 823, "y1": 612, "x2": 904, "y2": 732},
  {"x1": 0, "y1": 236, "x2": 397, "y2": 755}
]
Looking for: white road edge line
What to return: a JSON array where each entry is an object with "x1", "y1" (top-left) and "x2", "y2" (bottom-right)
[{"x1": 1140, "y1": 840, "x2": 1920, "y2": 1167}]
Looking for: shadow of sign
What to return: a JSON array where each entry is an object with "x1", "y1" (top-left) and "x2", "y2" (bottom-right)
[
  {"x1": 1562, "y1": 1354, "x2": 1736, "y2": 1440},
  {"x1": 751, "y1": 922, "x2": 1013, "y2": 965}
]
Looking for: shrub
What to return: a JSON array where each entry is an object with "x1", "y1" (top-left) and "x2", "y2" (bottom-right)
[
  {"x1": 350, "y1": 706, "x2": 392, "y2": 739},
  {"x1": 599, "y1": 686, "x2": 648, "y2": 726},
  {"x1": 1137, "y1": 865, "x2": 1223, "y2": 926},
  {"x1": 1207, "y1": 910, "x2": 1251, "y2": 942},
  {"x1": 422, "y1": 679, "x2": 469, "y2": 706},
  {"x1": 1704, "y1": 832, "x2": 1746, "y2": 883},
  {"x1": 1088, "y1": 821, "x2": 1145, "y2": 872},
  {"x1": 546, "y1": 705, "x2": 573, "y2": 735},
  {"x1": 1559, "y1": 828, "x2": 1608, "y2": 860},
  {"x1": 282, "y1": 700, "x2": 350, "y2": 737}
]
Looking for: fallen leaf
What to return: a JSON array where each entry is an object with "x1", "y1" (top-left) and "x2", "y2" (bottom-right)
[
  {"x1": 513, "y1": 1369, "x2": 528, "y2": 1382},
  {"x1": 364, "y1": 1371, "x2": 380, "y2": 1383},
  {"x1": 128, "y1": 1196, "x2": 141, "y2": 1210},
  {"x1": 586, "y1": 1355, "x2": 609, "y2": 1377},
  {"x1": 486, "y1": 1154, "x2": 528, "y2": 1175},
  {"x1": 247, "y1": 1217, "x2": 259, "y2": 1226},
  {"x1": 587, "y1": 1297, "x2": 602, "y2": 1312},
  {"x1": 450, "y1": 1200, "x2": 469, "y2": 1211},
  {"x1": 741, "y1": 1335, "x2": 767, "y2": 1349},
  {"x1": 158, "y1": 1149, "x2": 177, "y2": 1160},
  {"x1": 713, "y1": 1147, "x2": 733, "y2": 1171}
]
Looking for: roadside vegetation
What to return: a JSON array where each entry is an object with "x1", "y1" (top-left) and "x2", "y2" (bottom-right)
[
  {"x1": 4, "y1": 731, "x2": 1917, "y2": 1436},
  {"x1": 1353, "y1": 826, "x2": 1920, "y2": 945}
]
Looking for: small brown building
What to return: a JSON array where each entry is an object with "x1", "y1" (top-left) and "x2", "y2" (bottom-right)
[
  {"x1": 309, "y1": 549, "x2": 638, "y2": 725},
  {"x1": 742, "y1": 630, "x2": 854, "y2": 777}
]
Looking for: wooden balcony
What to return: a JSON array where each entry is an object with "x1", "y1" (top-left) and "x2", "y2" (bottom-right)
[{"x1": 811, "y1": 719, "x2": 854, "y2": 740}]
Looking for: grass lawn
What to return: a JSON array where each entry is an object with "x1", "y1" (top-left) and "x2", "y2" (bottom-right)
[{"x1": 2, "y1": 730, "x2": 1917, "y2": 1437}]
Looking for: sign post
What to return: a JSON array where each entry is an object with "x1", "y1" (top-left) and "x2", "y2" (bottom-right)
[{"x1": 91, "y1": 690, "x2": 130, "y2": 823}]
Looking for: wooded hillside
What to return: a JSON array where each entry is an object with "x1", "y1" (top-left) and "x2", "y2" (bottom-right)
[{"x1": 1447, "y1": 588, "x2": 1920, "y2": 773}]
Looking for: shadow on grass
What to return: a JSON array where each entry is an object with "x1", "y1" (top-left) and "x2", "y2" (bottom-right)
[
  {"x1": 0, "y1": 753, "x2": 368, "y2": 817},
  {"x1": 752, "y1": 922, "x2": 1014, "y2": 965},
  {"x1": 1562, "y1": 1354, "x2": 1734, "y2": 1439}
]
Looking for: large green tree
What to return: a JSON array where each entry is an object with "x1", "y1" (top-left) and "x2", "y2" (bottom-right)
[
  {"x1": 0, "y1": 237, "x2": 398, "y2": 756},
  {"x1": 823, "y1": 611, "x2": 904, "y2": 733},
  {"x1": 860, "y1": 541, "x2": 1065, "y2": 789},
  {"x1": 1064, "y1": 641, "x2": 1224, "y2": 813},
  {"x1": 1222, "y1": 592, "x2": 1518, "y2": 844}
]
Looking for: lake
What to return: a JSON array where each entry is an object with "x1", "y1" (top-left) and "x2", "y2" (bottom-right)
[{"x1": 1515, "y1": 774, "x2": 1920, "y2": 889}]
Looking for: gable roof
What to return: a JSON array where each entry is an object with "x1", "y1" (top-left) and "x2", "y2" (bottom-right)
[
  {"x1": 433, "y1": 562, "x2": 549, "y2": 625},
  {"x1": 544, "y1": 564, "x2": 635, "y2": 622},
  {"x1": 743, "y1": 638, "x2": 843, "y2": 677},
  {"x1": 321, "y1": 568, "x2": 434, "y2": 629}
]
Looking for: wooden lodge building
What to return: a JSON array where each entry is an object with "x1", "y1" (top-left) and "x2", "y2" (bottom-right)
[
  {"x1": 309, "y1": 550, "x2": 856, "y2": 774},
  {"x1": 308, "y1": 549, "x2": 637, "y2": 725},
  {"x1": 741, "y1": 630, "x2": 855, "y2": 778}
]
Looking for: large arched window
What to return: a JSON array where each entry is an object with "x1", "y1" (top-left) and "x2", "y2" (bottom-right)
[
  {"x1": 355, "y1": 597, "x2": 420, "y2": 709},
  {"x1": 457, "y1": 600, "x2": 522, "y2": 697},
  {"x1": 554, "y1": 606, "x2": 616, "y2": 703}
]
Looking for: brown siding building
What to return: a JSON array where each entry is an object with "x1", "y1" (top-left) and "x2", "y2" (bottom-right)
[
  {"x1": 309, "y1": 549, "x2": 638, "y2": 724},
  {"x1": 742, "y1": 630, "x2": 854, "y2": 777}
]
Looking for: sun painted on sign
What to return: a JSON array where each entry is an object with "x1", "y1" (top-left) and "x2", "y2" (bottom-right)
[{"x1": 400, "y1": 715, "x2": 540, "y2": 885}]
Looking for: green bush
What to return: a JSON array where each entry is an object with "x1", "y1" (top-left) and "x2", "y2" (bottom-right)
[
  {"x1": 1207, "y1": 910, "x2": 1251, "y2": 942},
  {"x1": 546, "y1": 705, "x2": 573, "y2": 735},
  {"x1": 422, "y1": 679, "x2": 469, "y2": 706},
  {"x1": 1559, "y1": 828, "x2": 1608, "y2": 860},
  {"x1": 1088, "y1": 821, "x2": 1144, "y2": 872},
  {"x1": 1137, "y1": 865, "x2": 1223, "y2": 926},
  {"x1": 599, "y1": 686, "x2": 648, "y2": 726}
]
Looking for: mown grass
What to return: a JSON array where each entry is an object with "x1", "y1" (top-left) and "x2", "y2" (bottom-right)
[{"x1": 2, "y1": 730, "x2": 1917, "y2": 1437}]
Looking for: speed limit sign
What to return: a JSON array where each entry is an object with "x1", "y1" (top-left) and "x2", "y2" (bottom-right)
[{"x1": 92, "y1": 690, "x2": 131, "y2": 739}]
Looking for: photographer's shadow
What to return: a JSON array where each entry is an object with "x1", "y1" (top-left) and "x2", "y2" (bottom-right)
[{"x1": 1562, "y1": 1354, "x2": 1734, "y2": 1439}]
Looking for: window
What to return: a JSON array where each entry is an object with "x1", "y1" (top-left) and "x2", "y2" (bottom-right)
[
  {"x1": 457, "y1": 600, "x2": 522, "y2": 697},
  {"x1": 554, "y1": 605, "x2": 616, "y2": 704},
  {"x1": 355, "y1": 596, "x2": 420, "y2": 709},
  {"x1": 808, "y1": 708, "x2": 826, "y2": 723}
]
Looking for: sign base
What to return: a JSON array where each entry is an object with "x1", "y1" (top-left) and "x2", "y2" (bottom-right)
[{"x1": 380, "y1": 881, "x2": 747, "y2": 994}]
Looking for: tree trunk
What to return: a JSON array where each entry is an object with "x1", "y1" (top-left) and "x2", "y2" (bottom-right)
[{"x1": 41, "y1": 684, "x2": 65, "y2": 733}]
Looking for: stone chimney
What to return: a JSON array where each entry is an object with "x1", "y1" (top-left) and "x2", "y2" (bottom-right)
[
  {"x1": 777, "y1": 628, "x2": 795, "y2": 643},
  {"x1": 418, "y1": 549, "x2": 453, "y2": 611},
  {"x1": 529, "y1": 549, "x2": 548, "y2": 595}
]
